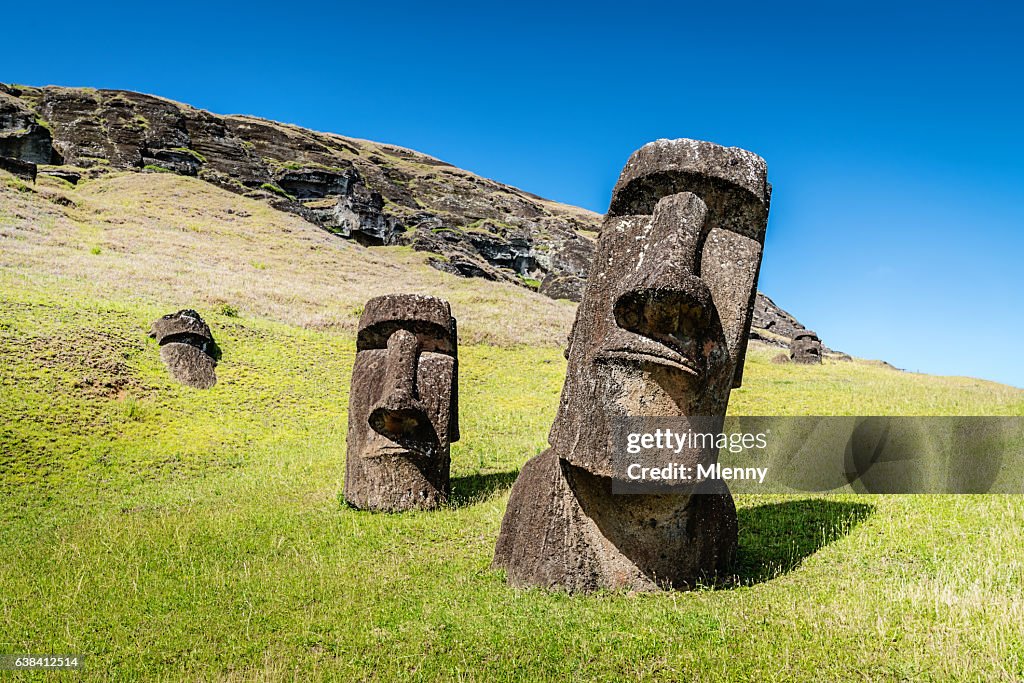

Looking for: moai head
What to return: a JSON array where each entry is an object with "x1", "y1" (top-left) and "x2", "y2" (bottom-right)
[
  {"x1": 344, "y1": 294, "x2": 459, "y2": 511},
  {"x1": 550, "y1": 139, "x2": 771, "y2": 477},
  {"x1": 494, "y1": 140, "x2": 770, "y2": 592},
  {"x1": 790, "y1": 330, "x2": 823, "y2": 364},
  {"x1": 149, "y1": 309, "x2": 218, "y2": 389}
]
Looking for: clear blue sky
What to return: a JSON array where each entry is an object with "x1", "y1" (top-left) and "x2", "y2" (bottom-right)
[{"x1": 8, "y1": 1, "x2": 1023, "y2": 388}]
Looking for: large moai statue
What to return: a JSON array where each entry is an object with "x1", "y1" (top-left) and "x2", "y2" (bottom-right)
[
  {"x1": 493, "y1": 139, "x2": 771, "y2": 592},
  {"x1": 344, "y1": 294, "x2": 459, "y2": 511},
  {"x1": 790, "y1": 330, "x2": 823, "y2": 364}
]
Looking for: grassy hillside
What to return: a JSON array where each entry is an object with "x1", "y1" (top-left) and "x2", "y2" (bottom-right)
[
  {"x1": 2, "y1": 169, "x2": 1023, "y2": 680},
  {"x1": 0, "y1": 171, "x2": 576, "y2": 347}
]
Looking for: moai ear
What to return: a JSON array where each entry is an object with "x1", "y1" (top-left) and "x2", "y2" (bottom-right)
[
  {"x1": 731, "y1": 286, "x2": 758, "y2": 388},
  {"x1": 449, "y1": 316, "x2": 460, "y2": 443},
  {"x1": 563, "y1": 312, "x2": 580, "y2": 360}
]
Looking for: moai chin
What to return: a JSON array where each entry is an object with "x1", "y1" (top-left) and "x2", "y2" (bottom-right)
[
  {"x1": 344, "y1": 294, "x2": 459, "y2": 511},
  {"x1": 493, "y1": 139, "x2": 771, "y2": 592},
  {"x1": 790, "y1": 330, "x2": 823, "y2": 364}
]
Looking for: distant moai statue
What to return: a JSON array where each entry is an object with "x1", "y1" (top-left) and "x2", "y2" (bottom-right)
[
  {"x1": 493, "y1": 139, "x2": 771, "y2": 592},
  {"x1": 790, "y1": 330, "x2": 823, "y2": 364},
  {"x1": 149, "y1": 309, "x2": 218, "y2": 389},
  {"x1": 344, "y1": 294, "x2": 459, "y2": 511}
]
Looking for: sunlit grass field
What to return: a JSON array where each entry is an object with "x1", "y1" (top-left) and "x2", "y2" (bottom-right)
[
  {"x1": 2, "y1": 275, "x2": 1023, "y2": 681},
  {"x1": 2, "y1": 170, "x2": 1023, "y2": 680}
]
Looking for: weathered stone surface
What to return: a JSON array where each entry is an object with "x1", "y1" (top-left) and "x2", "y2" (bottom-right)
[
  {"x1": 495, "y1": 450, "x2": 737, "y2": 592},
  {"x1": 0, "y1": 86, "x2": 56, "y2": 165},
  {"x1": 315, "y1": 170, "x2": 404, "y2": 245},
  {"x1": 150, "y1": 309, "x2": 213, "y2": 345},
  {"x1": 750, "y1": 294, "x2": 831, "y2": 351},
  {"x1": 537, "y1": 230, "x2": 594, "y2": 301},
  {"x1": 159, "y1": 343, "x2": 217, "y2": 390},
  {"x1": 493, "y1": 139, "x2": 771, "y2": 592},
  {"x1": 790, "y1": 330, "x2": 823, "y2": 364},
  {"x1": 0, "y1": 156, "x2": 36, "y2": 182},
  {"x1": 149, "y1": 310, "x2": 217, "y2": 388},
  {"x1": 142, "y1": 149, "x2": 203, "y2": 176},
  {"x1": 37, "y1": 167, "x2": 81, "y2": 185},
  {"x1": 275, "y1": 168, "x2": 354, "y2": 199},
  {"x1": 538, "y1": 274, "x2": 587, "y2": 302},
  {"x1": 752, "y1": 293, "x2": 808, "y2": 340},
  {"x1": 344, "y1": 294, "x2": 459, "y2": 512}
]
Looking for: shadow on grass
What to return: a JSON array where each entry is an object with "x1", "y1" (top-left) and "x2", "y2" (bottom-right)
[
  {"x1": 449, "y1": 470, "x2": 519, "y2": 508},
  {"x1": 732, "y1": 499, "x2": 874, "y2": 586}
]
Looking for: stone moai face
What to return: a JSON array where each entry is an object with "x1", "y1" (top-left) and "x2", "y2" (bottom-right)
[
  {"x1": 149, "y1": 309, "x2": 218, "y2": 389},
  {"x1": 493, "y1": 139, "x2": 771, "y2": 592},
  {"x1": 790, "y1": 330, "x2": 823, "y2": 364},
  {"x1": 551, "y1": 138, "x2": 771, "y2": 477},
  {"x1": 344, "y1": 294, "x2": 459, "y2": 511}
]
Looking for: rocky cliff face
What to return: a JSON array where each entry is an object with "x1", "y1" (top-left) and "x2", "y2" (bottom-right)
[
  {"x1": 0, "y1": 82, "x2": 820, "y2": 347},
  {"x1": 0, "y1": 83, "x2": 595, "y2": 299},
  {"x1": 750, "y1": 295, "x2": 836, "y2": 353}
]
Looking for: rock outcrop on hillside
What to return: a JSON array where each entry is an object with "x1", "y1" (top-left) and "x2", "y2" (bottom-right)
[
  {"x1": 750, "y1": 295, "x2": 833, "y2": 352},
  {"x1": 0, "y1": 82, "x2": 822, "y2": 348},
  {"x1": 0, "y1": 83, "x2": 595, "y2": 299}
]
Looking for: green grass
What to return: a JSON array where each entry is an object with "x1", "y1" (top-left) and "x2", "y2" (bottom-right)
[
  {"x1": 1, "y1": 167, "x2": 1023, "y2": 680},
  {"x1": 259, "y1": 182, "x2": 296, "y2": 201},
  {"x1": 171, "y1": 147, "x2": 206, "y2": 163},
  {"x1": 1, "y1": 274, "x2": 1022, "y2": 681},
  {"x1": 519, "y1": 275, "x2": 542, "y2": 291}
]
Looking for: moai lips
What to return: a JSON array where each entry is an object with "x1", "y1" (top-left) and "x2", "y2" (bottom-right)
[
  {"x1": 493, "y1": 139, "x2": 771, "y2": 592},
  {"x1": 344, "y1": 294, "x2": 459, "y2": 512},
  {"x1": 790, "y1": 330, "x2": 823, "y2": 364},
  {"x1": 149, "y1": 309, "x2": 218, "y2": 389}
]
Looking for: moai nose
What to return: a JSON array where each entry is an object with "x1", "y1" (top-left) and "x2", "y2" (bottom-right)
[
  {"x1": 369, "y1": 329, "x2": 435, "y2": 445},
  {"x1": 613, "y1": 192, "x2": 716, "y2": 343}
]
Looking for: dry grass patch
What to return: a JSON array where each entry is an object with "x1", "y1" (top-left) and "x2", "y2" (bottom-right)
[{"x1": 0, "y1": 170, "x2": 575, "y2": 347}]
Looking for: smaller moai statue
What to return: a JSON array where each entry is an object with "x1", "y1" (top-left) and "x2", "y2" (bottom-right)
[
  {"x1": 149, "y1": 309, "x2": 218, "y2": 389},
  {"x1": 790, "y1": 330, "x2": 823, "y2": 364},
  {"x1": 344, "y1": 294, "x2": 459, "y2": 511}
]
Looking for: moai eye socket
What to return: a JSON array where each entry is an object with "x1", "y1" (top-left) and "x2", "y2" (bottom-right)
[
  {"x1": 357, "y1": 321, "x2": 455, "y2": 354},
  {"x1": 355, "y1": 294, "x2": 457, "y2": 355},
  {"x1": 616, "y1": 293, "x2": 709, "y2": 337}
]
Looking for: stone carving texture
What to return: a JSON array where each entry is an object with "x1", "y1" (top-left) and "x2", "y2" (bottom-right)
[
  {"x1": 149, "y1": 309, "x2": 218, "y2": 389},
  {"x1": 493, "y1": 139, "x2": 771, "y2": 592},
  {"x1": 344, "y1": 294, "x2": 459, "y2": 511},
  {"x1": 790, "y1": 330, "x2": 823, "y2": 364}
]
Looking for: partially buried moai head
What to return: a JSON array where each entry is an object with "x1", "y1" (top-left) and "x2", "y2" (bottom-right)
[
  {"x1": 550, "y1": 139, "x2": 771, "y2": 477},
  {"x1": 149, "y1": 309, "x2": 218, "y2": 389},
  {"x1": 344, "y1": 294, "x2": 459, "y2": 511},
  {"x1": 790, "y1": 330, "x2": 823, "y2": 364}
]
